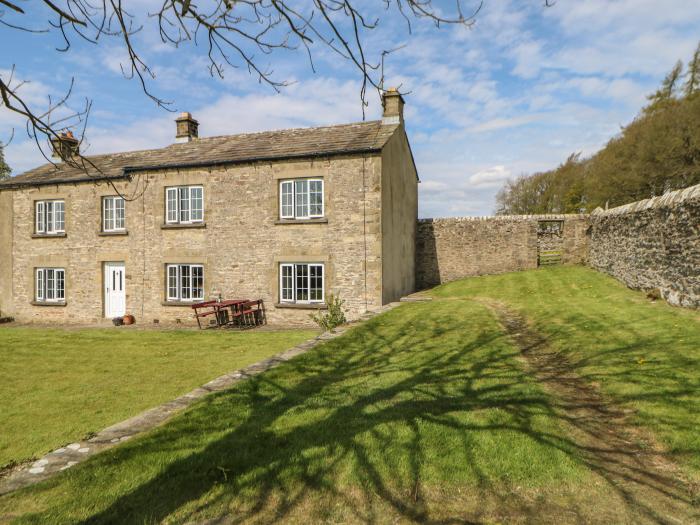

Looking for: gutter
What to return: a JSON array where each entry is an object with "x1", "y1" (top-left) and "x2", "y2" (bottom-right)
[{"x1": 0, "y1": 175, "x2": 127, "y2": 191}]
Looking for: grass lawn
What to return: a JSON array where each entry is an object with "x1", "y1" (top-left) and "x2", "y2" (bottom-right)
[
  {"x1": 0, "y1": 327, "x2": 315, "y2": 469},
  {"x1": 0, "y1": 266, "x2": 698, "y2": 524},
  {"x1": 432, "y1": 265, "x2": 700, "y2": 480}
]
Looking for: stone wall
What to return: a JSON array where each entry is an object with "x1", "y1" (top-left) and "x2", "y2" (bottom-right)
[
  {"x1": 416, "y1": 215, "x2": 589, "y2": 289},
  {"x1": 0, "y1": 191, "x2": 13, "y2": 317},
  {"x1": 589, "y1": 183, "x2": 700, "y2": 308},
  {"x1": 381, "y1": 126, "x2": 418, "y2": 303}
]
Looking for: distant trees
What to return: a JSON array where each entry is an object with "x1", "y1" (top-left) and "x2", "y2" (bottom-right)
[
  {"x1": 645, "y1": 60, "x2": 684, "y2": 112},
  {"x1": 496, "y1": 42, "x2": 700, "y2": 214},
  {"x1": 683, "y1": 42, "x2": 700, "y2": 97},
  {"x1": 495, "y1": 153, "x2": 585, "y2": 214},
  {"x1": 0, "y1": 142, "x2": 10, "y2": 180}
]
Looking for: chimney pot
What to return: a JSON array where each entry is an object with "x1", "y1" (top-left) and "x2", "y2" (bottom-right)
[
  {"x1": 382, "y1": 88, "x2": 404, "y2": 125},
  {"x1": 51, "y1": 131, "x2": 80, "y2": 161},
  {"x1": 175, "y1": 112, "x2": 199, "y2": 143}
]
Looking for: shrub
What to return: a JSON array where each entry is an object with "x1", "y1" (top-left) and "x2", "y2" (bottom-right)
[{"x1": 309, "y1": 294, "x2": 347, "y2": 331}]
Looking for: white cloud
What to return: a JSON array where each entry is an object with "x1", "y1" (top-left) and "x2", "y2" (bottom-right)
[
  {"x1": 510, "y1": 40, "x2": 544, "y2": 79},
  {"x1": 0, "y1": 69, "x2": 53, "y2": 109},
  {"x1": 419, "y1": 180, "x2": 449, "y2": 194},
  {"x1": 468, "y1": 115, "x2": 540, "y2": 133},
  {"x1": 468, "y1": 166, "x2": 512, "y2": 188}
]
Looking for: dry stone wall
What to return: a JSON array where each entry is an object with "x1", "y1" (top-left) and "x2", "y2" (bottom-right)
[
  {"x1": 416, "y1": 215, "x2": 589, "y2": 288},
  {"x1": 589, "y1": 183, "x2": 700, "y2": 308}
]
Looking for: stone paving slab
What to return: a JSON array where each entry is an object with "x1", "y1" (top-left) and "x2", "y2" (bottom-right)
[{"x1": 0, "y1": 303, "x2": 401, "y2": 496}]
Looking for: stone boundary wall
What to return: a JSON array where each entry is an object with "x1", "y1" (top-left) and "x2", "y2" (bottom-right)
[
  {"x1": 589, "y1": 183, "x2": 700, "y2": 308},
  {"x1": 416, "y1": 214, "x2": 589, "y2": 289}
]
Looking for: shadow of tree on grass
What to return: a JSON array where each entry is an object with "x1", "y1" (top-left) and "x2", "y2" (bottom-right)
[{"x1": 8, "y1": 299, "x2": 698, "y2": 524}]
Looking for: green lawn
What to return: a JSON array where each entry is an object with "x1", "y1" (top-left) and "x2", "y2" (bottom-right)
[
  {"x1": 0, "y1": 327, "x2": 315, "y2": 469},
  {"x1": 432, "y1": 265, "x2": 700, "y2": 479},
  {"x1": 0, "y1": 267, "x2": 698, "y2": 524}
]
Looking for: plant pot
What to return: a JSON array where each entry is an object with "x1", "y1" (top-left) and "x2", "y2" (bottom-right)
[
  {"x1": 123, "y1": 314, "x2": 135, "y2": 325},
  {"x1": 112, "y1": 317, "x2": 124, "y2": 326}
]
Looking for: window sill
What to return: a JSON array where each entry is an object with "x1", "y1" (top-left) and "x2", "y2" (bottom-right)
[
  {"x1": 31, "y1": 301, "x2": 67, "y2": 307},
  {"x1": 161, "y1": 301, "x2": 198, "y2": 307},
  {"x1": 161, "y1": 222, "x2": 206, "y2": 230},
  {"x1": 31, "y1": 233, "x2": 67, "y2": 239},
  {"x1": 275, "y1": 218, "x2": 328, "y2": 225},
  {"x1": 275, "y1": 302, "x2": 328, "y2": 310},
  {"x1": 98, "y1": 230, "x2": 128, "y2": 237}
]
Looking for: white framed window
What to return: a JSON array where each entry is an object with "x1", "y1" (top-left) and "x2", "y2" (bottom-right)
[
  {"x1": 280, "y1": 181, "x2": 294, "y2": 218},
  {"x1": 166, "y1": 264, "x2": 204, "y2": 302},
  {"x1": 102, "y1": 196, "x2": 126, "y2": 232},
  {"x1": 279, "y1": 263, "x2": 324, "y2": 303},
  {"x1": 35, "y1": 200, "x2": 65, "y2": 234},
  {"x1": 35, "y1": 268, "x2": 65, "y2": 303},
  {"x1": 279, "y1": 179, "x2": 324, "y2": 220},
  {"x1": 165, "y1": 186, "x2": 204, "y2": 224}
]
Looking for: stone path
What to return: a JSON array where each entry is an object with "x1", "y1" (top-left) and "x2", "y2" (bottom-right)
[{"x1": 0, "y1": 303, "x2": 401, "y2": 496}]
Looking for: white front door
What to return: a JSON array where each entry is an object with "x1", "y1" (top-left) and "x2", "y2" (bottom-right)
[{"x1": 104, "y1": 262, "x2": 126, "y2": 318}]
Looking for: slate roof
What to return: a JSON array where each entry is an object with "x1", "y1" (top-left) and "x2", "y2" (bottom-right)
[{"x1": 0, "y1": 120, "x2": 399, "y2": 188}]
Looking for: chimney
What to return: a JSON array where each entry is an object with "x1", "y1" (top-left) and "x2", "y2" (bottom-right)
[
  {"x1": 50, "y1": 131, "x2": 79, "y2": 161},
  {"x1": 382, "y1": 88, "x2": 404, "y2": 125},
  {"x1": 175, "y1": 112, "x2": 199, "y2": 143}
]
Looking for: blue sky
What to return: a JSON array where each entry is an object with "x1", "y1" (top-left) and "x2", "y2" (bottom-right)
[{"x1": 2, "y1": 0, "x2": 699, "y2": 217}]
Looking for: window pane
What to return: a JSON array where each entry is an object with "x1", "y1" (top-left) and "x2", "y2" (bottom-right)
[
  {"x1": 36, "y1": 269, "x2": 44, "y2": 301},
  {"x1": 36, "y1": 202, "x2": 45, "y2": 233},
  {"x1": 179, "y1": 187, "x2": 190, "y2": 223},
  {"x1": 167, "y1": 265, "x2": 179, "y2": 300},
  {"x1": 104, "y1": 198, "x2": 114, "y2": 231},
  {"x1": 192, "y1": 266, "x2": 204, "y2": 300},
  {"x1": 56, "y1": 270, "x2": 65, "y2": 300},
  {"x1": 295, "y1": 180, "x2": 309, "y2": 218},
  {"x1": 46, "y1": 201, "x2": 54, "y2": 233},
  {"x1": 280, "y1": 182, "x2": 294, "y2": 218},
  {"x1": 281, "y1": 264, "x2": 293, "y2": 301},
  {"x1": 309, "y1": 265, "x2": 323, "y2": 302},
  {"x1": 295, "y1": 264, "x2": 309, "y2": 301},
  {"x1": 166, "y1": 188, "x2": 178, "y2": 223},
  {"x1": 115, "y1": 197, "x2": 125, "y2": 230},
  {"x1": 190, "y1": 187, "x2": 203, "y2": 222},
  {"x1": 54, "y1": 201, "x2": 65, "y2": 232},
  {"x1": 309, "y1": 180, "x2": 323, "y2": 216},
  {"x1": 180, "y1": 264, "x2": 191, "y2": 299},
  {"x1": 46, "y1": 269, "x2": 55, "y2": 300}
]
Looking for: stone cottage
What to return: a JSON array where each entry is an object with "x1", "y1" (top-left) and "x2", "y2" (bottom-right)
[{"x1": 0, "y1": 90, "x2": 418, "y2": 326}]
